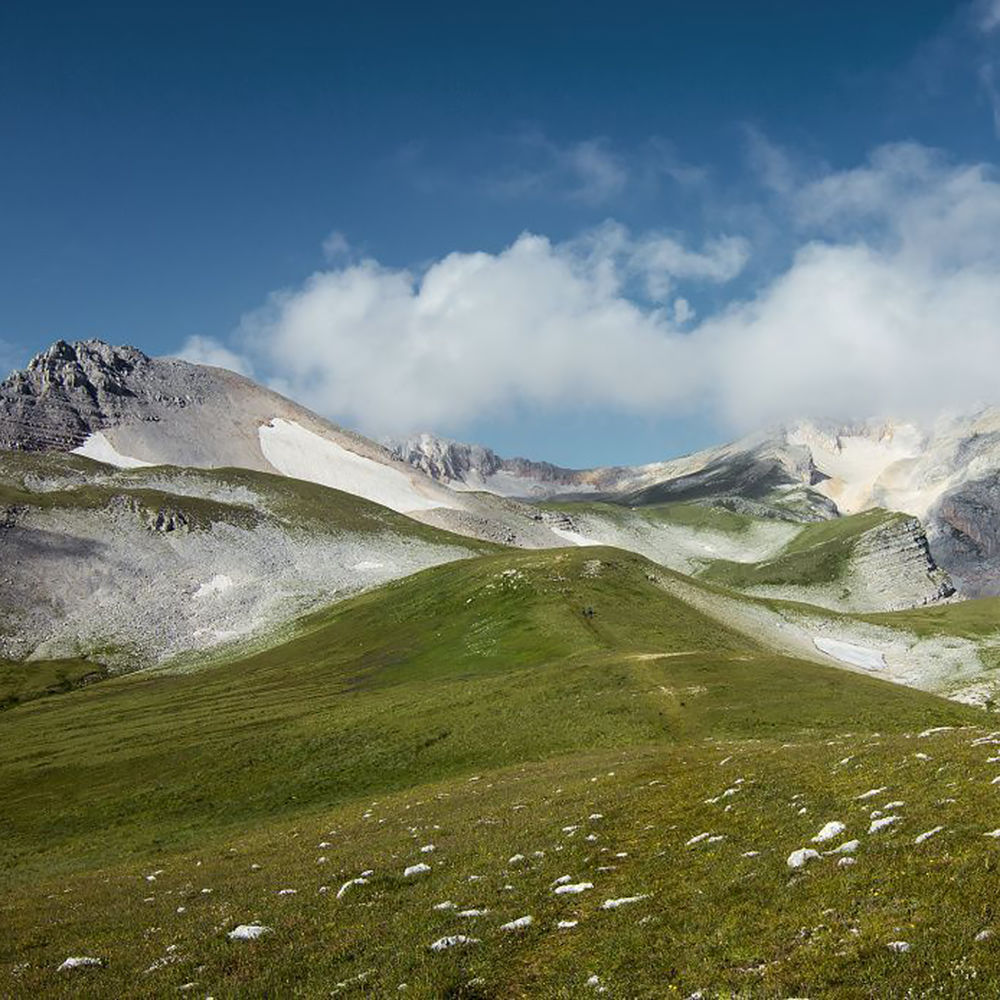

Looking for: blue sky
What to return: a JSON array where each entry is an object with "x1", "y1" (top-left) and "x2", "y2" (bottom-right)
[{"x1": 3, "y1": 1, "x2": 1000, "y2": 466}]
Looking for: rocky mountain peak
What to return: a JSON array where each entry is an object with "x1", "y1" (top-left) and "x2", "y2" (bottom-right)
[
  {"x1": 0, "y1": 338, "x2": 209, "y2": 452},
  {"x1": 388, "y1": 433, "x2": 503, "y2": 484}
]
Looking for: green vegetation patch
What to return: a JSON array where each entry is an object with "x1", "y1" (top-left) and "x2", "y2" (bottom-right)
[
  {"x1": 0, "y1": 657, "x2": 109, "y2": 710},
  {"x1": 0, "y1": 541, "x2": 989, "y2": 998},
  {"x1": 699, "y1": 509, "x2": 902, "y2": 589}
]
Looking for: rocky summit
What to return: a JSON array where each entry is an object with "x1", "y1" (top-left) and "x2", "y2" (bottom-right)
[{"x1": 0, "y1": 339, "x2": 218, "y2": 451}]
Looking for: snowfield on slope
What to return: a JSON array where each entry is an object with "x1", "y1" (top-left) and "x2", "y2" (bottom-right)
[
  {"x1": 259, "y1": 419, "x2": 455, "y2": 514},
  {"x1": 813, "y1": 637, "x2": 886, "y2": 671},
  {"x1": 656, "y1": 574, "x2": 990, "y2": 704},
  {"x1": 72, "y1": 431, "x2": 155, "y2": 469},
  {"x1": 549, "y1": 526, "x2": 602, "y2": 547}
]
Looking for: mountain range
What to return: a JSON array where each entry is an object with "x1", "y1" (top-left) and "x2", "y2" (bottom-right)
[
  {"x1": 8, "y1": 338, "x2": 1000, "y2": 995},
  {"x1": 3, "y1": 338, "x2": 996, "y2": 683}
]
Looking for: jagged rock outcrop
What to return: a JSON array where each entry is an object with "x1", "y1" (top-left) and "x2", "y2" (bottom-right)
[
  {"x1": 389, "y1": 434, "x2": 504, "y2": 484},
  {"x1": 0, "y1": 339, "x2": 209, "y2": 451},
  {"x1": 388, "y1": 433, "x2": 585, "y2": 496},
  {"x1": 929, "y1": 473, "x2": 1000, "y2": 597},
  {"x1": 847, "y1": 515, "x2": 955, "y2": 611}
]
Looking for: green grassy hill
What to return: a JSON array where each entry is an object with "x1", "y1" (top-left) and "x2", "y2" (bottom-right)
[
  {"x1": 2, "y1": 546, "x2": 994, "y2": 998},
  {"x1": 0, "y1": 452, "x2": 496, "y2": 688},
  {"x1": 698, "y1": 509, "x2": 901, "y2": 589}
]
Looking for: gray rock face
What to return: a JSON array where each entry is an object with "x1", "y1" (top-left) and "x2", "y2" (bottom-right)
[
  {"x1": 388, "y1": 433, "x2": 583, "y2": 494},
  {"x1": 0, "y1": 339, "x2": 214, "y2": 451},
  {"x1": 929, "y1": 473, "x2": 1000, "y2": 597},
  {"x1": 389, "y1": 434, "x2": 503, "y2": 483}
]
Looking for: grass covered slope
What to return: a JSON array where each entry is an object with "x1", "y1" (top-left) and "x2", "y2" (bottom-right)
[
  {"x1": 0, "y1": 547, "x2": 989, "y2": 998},
  {"x1": 699, "y1": 510, "x2": 902, "y2": 589},
  {"x1": 696, "y1": 509, "x2": 951, "y2": 612},
  {"x1": 0, "y1": 451, "x2": 492, "y2": 677}
]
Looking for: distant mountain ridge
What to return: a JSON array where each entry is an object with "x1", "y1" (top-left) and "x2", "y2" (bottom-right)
[
  {"x1": 393, "y1": 415, "x2": 1000, "y2": 596},
  {"x1": 0, "y1": 336, "x2": 989, "y2": 679}
]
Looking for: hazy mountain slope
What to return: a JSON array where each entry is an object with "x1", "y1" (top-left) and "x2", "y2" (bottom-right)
[
  {"x1": 0, "y1": 451, "x2": 492, "y2": 673},
  {"x1": 0, "y1": 340, "x2": 588, "y2": 552},
  {"x1": 399, "y1": 415, "x2": 1000, "y2": 598},
  {"x1": 1, "y1": 546, "x2": 988, "y2": 998},
  {"x1": 696, "y1": 508, "x2": 954, "y2": 612}
]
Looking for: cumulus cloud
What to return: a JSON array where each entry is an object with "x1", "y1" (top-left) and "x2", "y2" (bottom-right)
[{"x1": 194, "y1": 142, "x2": 1000, "y2": 438}]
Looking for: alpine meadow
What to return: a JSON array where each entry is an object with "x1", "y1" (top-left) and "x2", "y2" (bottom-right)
[{"x1": 7, "y1": 3, "x2": 1000, "y2": 998}]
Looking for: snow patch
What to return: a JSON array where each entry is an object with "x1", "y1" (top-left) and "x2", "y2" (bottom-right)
[
  {"x1": 550, "y1": 526, "x2": 601, "y2": 547},
  {"x1": 259, "y1": 418, "x2": 452, "y2": 514},
  {"x1": 813, "y1": 637, "x2": 885, "y2": 672},
  {"x1": 72, "y1": 431, "x2": 154, "y2": 469}
]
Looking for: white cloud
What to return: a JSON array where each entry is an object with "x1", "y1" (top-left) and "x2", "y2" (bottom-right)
[
  {"x1": 195, "y1": 142, "x2": 1000, "y2": 440},
  {"x1": 673, "y1": 298, "x2": 694, "y2": 324},
  {"x1": 485, "y1": 134, "x2": 628, "y2": 205},
  {"x1": 174, "y1": 335, "x2": 253, "y2": 377},
  {"x1": 978, "y1": 0, "x2": 1000, "y2": 33},
  {"x1": 321, "y1": 230, "x2": 351, "y2": 261}
]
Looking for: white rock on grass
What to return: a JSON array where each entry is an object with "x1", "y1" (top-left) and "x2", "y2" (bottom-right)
[
  {"x1": 420, "y1": 844, "x2": 436, "y2": 853},
  {"x1": 500, "y1": 915, "x2": 533, "y2": 931},
  {"x1": 277, "y1": 888, "x2": 297, "y2": 895},
  {"x1": 812, "y1": 821, "x2": 846, "y2": 843},
  {"x1": 601, "y1": 894, "x2": 651, "y2": 909},
  {"x1": 886, "y1": 941, "x2": 911, "y2": 953},
  {"x1": 227, "y1": 925, "x2": 271, "y2": 941},
  {"x1": 57, "y1": 957, "x2": 103, "y2": 971},
  {"x1": 508, "y1": 854, "x2": 526, "y2": 864},
  {"x1": 557, "y1": 920, "x2": 579, "y2": 929},
  {"x1": 554, "y1": 882, "x2": 593, "y2": 895},
  {"x1": 552, "y1": 875, "x2": 572, "y2": 886},
  {"x1": 685, "y1": 833, "x2": 712, "y2": 847},
  {"x1": 458, "y1": 909, "x2": 490, "y2": 918},
  {"x1": 404, "y1": 863, "x2": 431, "y2": 877},
  {"x1": 976, "y1": 929, "x2": 993, "y2": 942},
  {"x1": 830, "y1": 840, "x2": 860, "y2": 855},
  {"x1": 985, "y1": 829, "x2": 1000, "y2": 838},
  {"x1": 869, "y1": 816, "x2": 900, "y2": 834},
  {"x1": 838, "y1": 857, "x2": 856, "y2": 868},
  {"x1": 433, "y1": 901, "x2": 456, "y2": 911},
  {"x1": 856, "y1": 787, "x2": 889, "y2": 801},
  {"x1": 336, "y1": 877, "x2": 368, "y2": 900},
  {"x1": 429, "y1": 935, "x2": 479, "y2": 952},
  {"x1": 914, "y1": 826, "x2": 944, "y2": 844},
  {"x1": 787, "y1": 848, "x2": 821, "y2": 869}
]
